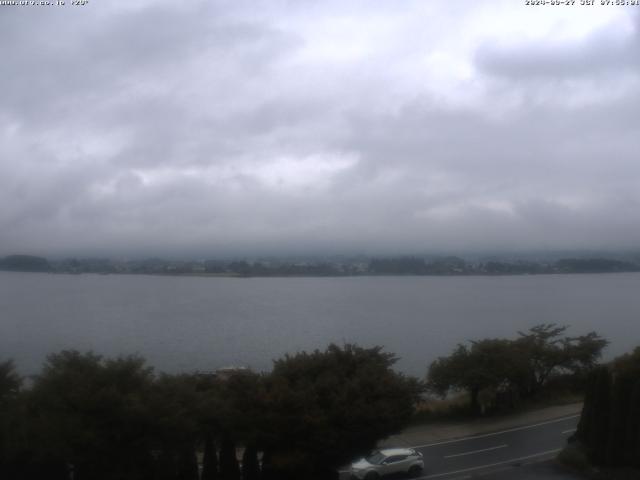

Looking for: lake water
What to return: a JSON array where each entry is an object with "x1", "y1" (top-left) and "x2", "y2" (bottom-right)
[{"x1": 1, "y1": 271, "x2": 639, "y2": 377}]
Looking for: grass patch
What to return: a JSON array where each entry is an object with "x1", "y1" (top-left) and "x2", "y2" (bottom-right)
[
  {"x1": 557, "y1": 443, "x2": 592, "y2": 474},
  {"x1": 411, "y1": 389, "x2": 584, "y2": 426},
  {"x1": 513, "y1": 391, "x2": 584, "y2": 411},
  {"x1": 556, "y1": 444, "x2": 640, "y2": 480},
  {"x1": 411, "y1": 393, "x2": 473, "y2": 424}
]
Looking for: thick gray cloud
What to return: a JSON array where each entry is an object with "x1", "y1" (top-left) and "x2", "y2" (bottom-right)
[
  {"x1": 476, "y1": 12, "x2": 640, "y2": 79},
  {"x1": 1, "y1": 0, "x2": 639, "y2": 256}
]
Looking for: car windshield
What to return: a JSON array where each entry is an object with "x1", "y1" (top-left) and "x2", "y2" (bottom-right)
[{"x1": 365, "y1": 451, "x2": 386, "y2": 465}]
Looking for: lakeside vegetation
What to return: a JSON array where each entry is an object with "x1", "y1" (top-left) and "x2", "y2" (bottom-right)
[
  {"x1": 2, "y1": 253, "x2": 640, "y2": 277},
  {"x1": 0, "y1": 324, "x2": 617, "y2": 480},
  {"x1": 0, "y1": 344, "x2": 421, "y2": 480},
  {"x1": 558, "y1": 347, "x2": 640, "y2": 479},
  {"x1": 425, "y1": 324, "x2": 607, "y2": 416}
]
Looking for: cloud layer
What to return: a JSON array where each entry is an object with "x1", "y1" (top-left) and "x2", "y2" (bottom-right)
[{"x1": 2, "y1": 1, "x2": 639, "y2": 256}]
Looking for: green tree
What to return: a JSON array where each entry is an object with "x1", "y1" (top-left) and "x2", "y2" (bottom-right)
[
  {"x1": 514, "y1": 324, "x2": 607, "y2": 397},
  {"x1": 576, "y1": 347, "x2": 640, "y2": 468},
  {"x1": 0, "y1": 360, "x2": 21, "y2": 400},
  {"x1": 201, "y1": 433, "x2": 219, "y2": 480},
  {"x1": 28, "y1": 351, "x2": 156, "y2": 480},
  {"x1": 628, "y1": 382, "x2": 640, "y2": 468},
  {"x1": 199, "y1": 369, "x2": 264, "y2": 480},
  {"x1": 241, "y1": 445, "x2": 260, "y2": 480},
  {"x1": 427, "y1": 339, "x2": 525, "y2": 414},
  {"x1": 148, "y1": 373, "x2": 203, "y2": 480},
  {"x1": 219, "y1": 435, "x2": 240, "y2": 480},
  {"x1": 611, "y1": 347, "x2": 640, "y2": 467},
  {"x1": 261, "y1": 344, "x2": 422, "y2": 479},
  {"x1": 576, "y1": 366, "x2": 611, "y2": 463},
  {"x1": 214, "y1": 370, "x2": 266, "y2": 447},
  {"x1": 0, "y1": 360, "x2": 23, "y2": 478},
  {"x1": 428, "y1": 326, "x2": 607, "y2": 414},
  {"x1": 605, "y1": 371, "x2": 634, "y2": 465}
]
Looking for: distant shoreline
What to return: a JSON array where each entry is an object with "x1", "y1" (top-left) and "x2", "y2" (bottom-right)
[
  {"x1": 3, "y1": 269, "x2": 640, "y2": 279},
  {"x1": 2, "y1": 254, "x2": 639, "y2": 278}
]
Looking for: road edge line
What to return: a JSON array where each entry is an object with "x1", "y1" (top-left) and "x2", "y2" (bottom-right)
[
  {"x1": 443, "y1": 444, "x2": 508, "y2": 459},
  {"x1": 417, "y1": 448, "x2": 562, "y2": 479},
  {"x1": 412, "y1": 414, "x2": 580, "y2": 448}
]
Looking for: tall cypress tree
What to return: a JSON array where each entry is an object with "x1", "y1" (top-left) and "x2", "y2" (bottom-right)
[
  {"x1": 157, "y1": 450, "x2": 177, "y2": 480},
  {"x1": 177, "y1": 446, "x2": 199, "y2": 480},
  {"x1": 626, "y1": 380, "x2": 640, "y2": 467},
  {"x1": 576, "y1": 368, "x2": 597, "y2": 445},
  {"x1": 606, "y1": 373, "x2": 634, "y2": 466},
  {"x1": 219, "y1": 435, "x2": 240, "y2": 480},
  {"x1": 241, "y1": 445, "x2": 260, "y2": 480},
  {"x1": 259, "y1": 450, "x2": 274, "y2": 480},
  {"x1": 201, "y1": 434, "x2": 218, "y2": 480},
  {"x1": 582, "y1": 366, "x2": 612, "y2": 465}
]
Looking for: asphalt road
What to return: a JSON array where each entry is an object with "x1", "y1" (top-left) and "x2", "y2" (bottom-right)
[
  {"x1": 343, "y1": 414, "x2": 580, "y2": 480},
  {"x1": 414, "y1": 414, "x2": 579, "y2": 479}
]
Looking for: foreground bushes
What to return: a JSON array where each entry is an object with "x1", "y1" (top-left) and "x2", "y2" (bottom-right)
[
  {"x1": 575, "y1": 347, "x2": 640, "y2": 469},
  {"x1": 0, "y1": 344, "x2": 422, "y2": 480}
]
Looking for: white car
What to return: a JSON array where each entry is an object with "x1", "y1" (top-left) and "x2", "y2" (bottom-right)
[{"x1": 350, "y1": 448, "x2": 424, "y2": 479}]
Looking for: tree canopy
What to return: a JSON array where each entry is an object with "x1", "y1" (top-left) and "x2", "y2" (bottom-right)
[
  {"x1": 427, "y1": 324, "x2": 607, "y2": 413},
  {"x1": 0, "y1": 360, "x2": 21, "y2": 401},
  {"x1": 261, "y1": 344, "x2": 423, "y2": 479},
  {"x1": 576, "y1": 346, "x2": 640, "y2": 469},
  {"x1": 0, "y1": 344, "x2": 422, "y2": 480},
  {"x1": 27, "y1": 351, "x2": 156, "y2": 480}
]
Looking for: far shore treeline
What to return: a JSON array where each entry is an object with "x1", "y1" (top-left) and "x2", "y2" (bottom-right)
[
  {"x1": 1, "y1": 324, "x2": 625, "y2": 480},
  {"x1": 2, "y1": 253, "x2": 640, "y2": 277}
]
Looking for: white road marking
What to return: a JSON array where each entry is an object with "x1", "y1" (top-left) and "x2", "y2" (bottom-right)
[
  {"x1": 416, "y1": 448, "x2": 561, "y2": 479},
  {"x1": 412, "y1": 414, "x2": 580, "y2": 449},
  {"x1": 443, "y1": 444, "x2": 508, "y2": 459},
  {"x1": 562, "y1": 428, "x2": 577, "y2": 434}
]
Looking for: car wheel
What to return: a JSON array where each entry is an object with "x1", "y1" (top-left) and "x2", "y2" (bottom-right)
[
  {"x1": 408, "y1": 465, "x2": 423, "y2": 477},
  {"x1": 364, "y1": 472, "x2": 379, "y2": 480}
]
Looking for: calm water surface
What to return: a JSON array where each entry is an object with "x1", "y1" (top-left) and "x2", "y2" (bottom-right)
[{"x1": 1, "y1": 272, "x2": 639, "y2": 376}]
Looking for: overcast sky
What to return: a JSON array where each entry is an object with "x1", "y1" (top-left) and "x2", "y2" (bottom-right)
[{"x1": 2, "y1": 1, "x2": 639, "y2": 257}]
